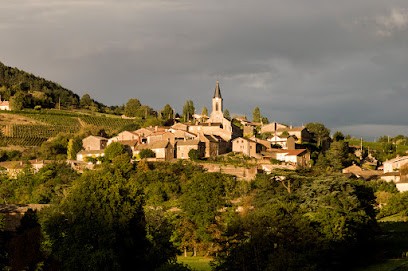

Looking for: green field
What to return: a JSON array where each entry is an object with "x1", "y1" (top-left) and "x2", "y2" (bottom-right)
[
  {"x1": 177, "y1": 256, "x2": 212, "y2": 271},
  {"x1": 347, "y1": 138, "x2": 408, "y2": 154}
]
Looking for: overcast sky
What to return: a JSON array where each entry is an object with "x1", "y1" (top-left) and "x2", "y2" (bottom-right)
[{"x1": 2, "y1": 0, "x2": 408, "y2": 139}]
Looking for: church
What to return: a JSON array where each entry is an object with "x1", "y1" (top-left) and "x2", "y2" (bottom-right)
[{"x1": 188, "y1": 81, "x2": 241, "y2": 141}]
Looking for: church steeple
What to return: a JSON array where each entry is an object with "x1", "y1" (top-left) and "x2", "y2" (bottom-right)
[
  {"x1": 213, "y1": 80, "x2": 222, "y2": 98},
  {"x1": 210, "y1": 80, "x2": 224, "y2": 123}
]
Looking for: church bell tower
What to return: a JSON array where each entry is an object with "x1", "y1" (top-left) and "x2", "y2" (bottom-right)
[{"x1": 210, "y1": 81, "x2": 224, "y2": 123}]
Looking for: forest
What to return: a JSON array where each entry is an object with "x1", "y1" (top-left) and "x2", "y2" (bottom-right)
[{"x1": 0, "y1": 147, "x2": 405, "y2": 270}]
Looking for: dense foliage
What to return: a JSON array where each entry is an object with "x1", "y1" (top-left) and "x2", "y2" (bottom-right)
[
  {"x1": 0, "y1": 153, "x2": 404, "y2": 270},
  {"x1": 0, "y1": 61, "x2": 79, "y2": 109}
]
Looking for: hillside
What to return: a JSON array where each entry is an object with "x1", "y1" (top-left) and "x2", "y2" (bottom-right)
[
  {"x1": 0, "y1": 61, "x2": 89, "y2": 110},
  {"x1": 0, "y1": 110, "x2": 141, "y2": 147}
]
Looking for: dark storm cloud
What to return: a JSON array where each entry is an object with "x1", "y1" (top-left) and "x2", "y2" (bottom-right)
[{"x1": 1, "y1": 0, "x2": 408, "y2": 138}]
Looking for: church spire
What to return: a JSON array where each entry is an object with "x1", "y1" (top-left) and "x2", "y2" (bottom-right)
[{"x1": 213, "y1": 80, "x2": 222, "y2": 98}]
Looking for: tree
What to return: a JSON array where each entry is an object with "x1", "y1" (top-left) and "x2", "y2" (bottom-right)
[
  {"x1": 214, "y1": 202, "x2": 320, "y2": 271},
  {"x1": 67, "y1": 137, "x2": 83, "y2": 160},
  {"x1": 180, "y1": 172, "x2": 236, "y2": 255},
  {"x1": 215, "y1": 174, "x2": 378, "y2": 271},
  {"x1": 39, "y1": 134, "x2": 70, "y2": 160},
  {"x1": 223, "y1": 109, "x2": 230, "y2": 120},
  {"x1": 124, "y1": 98, "x2": 142, "y2": 117},
  {"x1": 252, "y1": 107, "x2": 261, "y2": 123},
  {"x1": 40, "y1": 166, "x2": 158, "y2": 270},
  {"x1": 182, "y1": 100, "x2": 195, "y2": 122},
  {"x1": 305, "y1": 122, "x2": 331, "y2": 148},
  {"x1": 79, "y1": 93, "x2": 93, "y2": 108},
  {"x1": 139, "y1": 149, "x2": 155, "y2": 159},
  {"x1": 104, "y1": 142, "x2": 131, "y2": 162},
  {"x1": 333, "y1": 131, "x2": 345, "y2": 142},
  {"x1": 10, "y1": 91, "x2": 25, "y2": 110},
  {"x1": 324, "y1": 141, "x2": 353, "y2": 171},
  {"x1": 261, "y1": 116, "x2": 269, "y2": 124},
  {"x1": 201, "y1": 107, "x2": 208, "y2": 117},
  {"x1": 161, "y1": 104, "x2": 174, "y2": 120},
  {"x1": 188, "y1": 149, "x2": 200, "y2": 161}
]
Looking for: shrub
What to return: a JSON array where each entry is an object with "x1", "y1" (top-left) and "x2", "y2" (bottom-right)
[{"x1": 139, "y1": 149, "x2": 155, "y2": 159}]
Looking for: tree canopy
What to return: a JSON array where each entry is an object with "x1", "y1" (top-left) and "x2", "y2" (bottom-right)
[
  {"x1": 252, "y1": 107, "x2": 261, "y2": 123},
  {"x1": 182, "y1": 100, "x2": 195, "y2": 122},
  {"x1": 306, "y1": 122, "x2": 331, "y2": 148}
]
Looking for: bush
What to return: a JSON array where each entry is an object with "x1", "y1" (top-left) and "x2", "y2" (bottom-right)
[
  {"x1": 188, "y1": 149, "x2": 200, "y2": 160},
  {"x1": 139, "y1": 149, "x2": 155, "y2": 159}
]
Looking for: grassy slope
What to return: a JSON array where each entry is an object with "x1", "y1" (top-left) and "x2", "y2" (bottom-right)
[
  {"x1": 177, "y1": 256, "x2": 212, "y2": 271},
  {"x1": 354, "y1": 217, "x2": 408, "y2": 271}
]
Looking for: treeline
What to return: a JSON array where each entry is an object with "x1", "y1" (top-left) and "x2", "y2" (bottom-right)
[
  {"x1": 0, "y1": 61, "x2": 163, "y2": 119},
  {"x1": 0, "y1": 150, "x2": 398, "y2": 270}
]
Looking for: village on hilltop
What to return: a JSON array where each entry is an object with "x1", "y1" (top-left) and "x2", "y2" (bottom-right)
[
  {"x1": 1, "y1": 81, "x2": 408, "y2": 191},
  {"x1": 75, "y1": 81, "x2": 311, "y2": 169}
]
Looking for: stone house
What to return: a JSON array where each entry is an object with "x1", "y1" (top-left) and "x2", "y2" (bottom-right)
[
  {"x1": 134, "y1": 140, "x2": 174, "y2": 161},
  {"x1": 278, "y1": 149, "x2": 310, "y2": 167},
  {"x1": 232, "y1": 137, "x2": 265, "y2": 158},
  {"x1": 169, "y1": 123, "x2": 188, "y2": 132},
  {"x1": 82, "y1": 135, "x2": 108, "y2": 151},
  {"x1": 176, "y1": 139, "x2": 205, "y2": 159},
  {"x1": 0, "y1": 99, "x2": 10, "y2": 111},
  {"x1": 276, "y1": 126, "x2": 311, "y2": 143},
  {"x1": 383, "y1": 156, "x2": 408, "y2": 173},
  {"x1": 343, "y1": 164, "x2": 381, "y2": 180},
  {"x1": 0, "y1": 160, "x2": 52, "y2": 178},
  {"x1": 262, "y1": 149, "x2": 310, "y2": 167},
  {"x1": 108, "y1": 131, "x2": 140, "y2": 145},
  {"x1": 260, "y1": 122, "x2": 289, "y2": 134},
  {"x1": 267, "y1": 135, "x2": 296, "y2": 150},
  {"x1": 250, "y1": 137, "x2": 272, "y2": 150},
  {"x1": 147, "y1": 130, "x2": 196, "y2": 145}
]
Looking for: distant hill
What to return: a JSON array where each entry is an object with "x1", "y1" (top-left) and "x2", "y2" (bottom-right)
[{"x1": 0, "y1": 61, "x2": 80, "y2": 109}]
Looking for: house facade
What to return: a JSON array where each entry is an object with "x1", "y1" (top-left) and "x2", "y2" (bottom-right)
[
  {"x1": 134, "y1": 140, "x2": 174, "y2": 161},
  {"x1": 176, "y1": 139, "x2": 205, "y2": 159},
  {"x1": 267, "y1": 135, "x2": 296, "y2": 150},
  {"x1": 260, "y1": 122, "x2": 289, "y2": 134},
  {"x1": 82, "y1": 135, "x2": 108, "y2": 151},
  {"x1": 383, "y1": 156, "x2": 408, "y2": 173},
  {"x1": 232, "y1": 137, "x2": 265, "y2": 158},
  {"x1": 0, "y1": 100, "x2": 10, "y2": 111}
]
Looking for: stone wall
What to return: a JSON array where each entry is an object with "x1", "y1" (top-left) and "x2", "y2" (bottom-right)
[{"x1": 199, "y1": 163, "x2": 258, "y2": 181}]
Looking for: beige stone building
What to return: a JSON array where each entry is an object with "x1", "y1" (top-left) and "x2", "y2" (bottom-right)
[
  {"x1": 82, "y1": 135, "x2": 108, "y2": 151},
  {"x1": 383, "y1": 156, "x2": 408, "y2": 173},
  {"x1": 262, "y1": 149, "x2": 310, "y2": 167},
  {"x1": 0, "y1": 99, "x2": 10, "y2": 111},
  {"x1": 232, "y1": 137, "x2": 265, "y2": 158},
  {"x1": 108, "y1": 131, "x2": 140, "y2": 145},
  {"x1": 260, "y1": 122, "x2": 288, "y2": 134},
  {"x1": 134, "y1": 140, "x2": 174, "y2": 161},
  {"x1": 176, "y1": 139, "x2": 205, "y2": 159}
]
